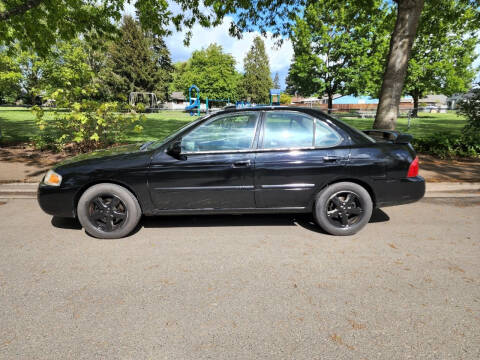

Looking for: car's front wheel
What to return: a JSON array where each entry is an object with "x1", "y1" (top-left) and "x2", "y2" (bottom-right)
[
  {"x1": 77, "y1": 183, "x2": 141, "y2": 239},
  {"x1": 314, "y1": 182, "x2": 373, "y2": 236}
]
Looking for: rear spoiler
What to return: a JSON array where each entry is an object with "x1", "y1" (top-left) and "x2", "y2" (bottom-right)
[{"x1": 362, "y1": 130, "x2": 413, "y2": 144}]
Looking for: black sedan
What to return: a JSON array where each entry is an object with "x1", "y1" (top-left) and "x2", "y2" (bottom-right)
[{"x1": 38, "y1": 107, "x2": 425, "y2": 238}]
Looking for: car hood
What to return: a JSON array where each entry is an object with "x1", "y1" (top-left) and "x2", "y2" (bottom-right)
[{"x1": 54, "y1": 143, "x2": 146, "y2": 168}]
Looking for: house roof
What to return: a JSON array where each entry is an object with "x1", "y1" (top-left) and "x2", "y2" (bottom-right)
[
  {"x1": 170, "y1": 91, "x2": 186, "y2": 101},
  {"x1": 418, "y1": 94, "x2": 447, "y2": 104}
]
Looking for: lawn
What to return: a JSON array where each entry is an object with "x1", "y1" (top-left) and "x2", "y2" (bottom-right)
[{"x1": 0, "y1": 106, "x2": 467, "y2": 145}]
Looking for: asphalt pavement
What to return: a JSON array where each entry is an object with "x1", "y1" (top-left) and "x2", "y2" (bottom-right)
[{"x1": 0, "y1": 197, "x2": 479, "y2": 359}]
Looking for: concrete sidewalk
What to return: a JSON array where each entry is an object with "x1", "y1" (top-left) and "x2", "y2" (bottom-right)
[{"x1": 1, "y1": 181, "x2": 479, "y2": 199}]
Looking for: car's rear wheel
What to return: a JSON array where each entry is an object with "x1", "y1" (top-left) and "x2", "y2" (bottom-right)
[
  {"x1": 314, "y1": 182, "x2": 373, "y2": 236},
  {"x1": 77, "y1": 183, "x2": 141, "y2": 239}
]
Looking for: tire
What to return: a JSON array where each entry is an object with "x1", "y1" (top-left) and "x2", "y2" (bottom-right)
[
  {"x1": 313, "y1": 182, "x2": 373, "y2": 236},
  {"x1": 77, "y1": 183, "x2": 142, "y2": 239}
]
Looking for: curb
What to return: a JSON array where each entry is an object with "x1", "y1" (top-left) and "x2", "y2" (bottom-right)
[{"x1": 1, "y1": 182, "x2": 479, "y2": 200}]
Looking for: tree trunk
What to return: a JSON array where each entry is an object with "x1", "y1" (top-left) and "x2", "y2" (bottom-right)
[
  {"x1": 412, "y1": 92, "x2": 419, "y2": 117},
  {"x1": 327, "y1": 94, "x2": 333, "y2": 114},
  {"x1": 373, "y1": 0, "x2": 424, "y2": 130}
]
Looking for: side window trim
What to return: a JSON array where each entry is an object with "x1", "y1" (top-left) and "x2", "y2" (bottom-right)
[
  {"x1": 181, "y1": 111, "x2": 261, "y2": 155},
  {"x1": 257, "y1": 110, "x2": 343, "y2": 151}
]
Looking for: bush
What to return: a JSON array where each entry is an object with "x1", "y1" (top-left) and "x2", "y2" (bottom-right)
[
  {"x1": 457, "y1": 86, "x2": 480, "y2": 132},
  {"x1": 280, "y1": 93, "x2": 292, "y2": 105},
  {"x1": 32, "y1": 100, "x2": 144, "y2": 152},
  {"x1": 412, "y1": 132, "x2": 480, "y2": 159}
]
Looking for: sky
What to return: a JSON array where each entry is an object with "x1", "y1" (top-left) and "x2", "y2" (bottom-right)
[{"x1": 123, "y1": 3, "x2": 293, "y2": 89}]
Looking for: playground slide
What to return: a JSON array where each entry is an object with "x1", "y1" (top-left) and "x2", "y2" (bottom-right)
[{"x1": 185, "y1": 98, "x2": 200, "y2": 110}]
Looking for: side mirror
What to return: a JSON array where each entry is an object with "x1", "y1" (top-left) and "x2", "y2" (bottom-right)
[{"x1": 167, "y1": 140, "x2": 186, "y2": 160}]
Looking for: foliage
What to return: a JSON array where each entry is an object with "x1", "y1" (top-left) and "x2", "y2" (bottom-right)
[
  {"x1": 287, "y1": 0, "x2": 392, "y2": 106},
  {"x1": 279, "y1": 93, "x2": 292, "y2": 105},
  {"x1": 170, "y1": 44, "x2": 242, "y2": 101},
  {"x1": 404, "y1": 0, "x2": 479, "y2": 115},
  {"x1": 412, "y1": 132, "x2": 480, "y2": 159},
  {"x1": 457, "y1": 86, "x2": 480, "y2": 132},
  {"x1": 0, "y1": 0, "x2": 119, "y2": 56},
  {"x1": 17, "y1": 40, "x2": 94, "y2": 104},
  {"x1": 0, "y1": 49, "x2": 22, "y2": 103},
  {"x1": 31, "y1": 89, "x2": 144, "y2": 152},
  {"x1": 0, "y1": 0, "x2": 308, "y2": 55},
  {"x1": 102, "y1": 16, "x2": 173, "y2": 102},
  {"x1": 241, "y1": 36, "x2": 273, "y2": 103}
]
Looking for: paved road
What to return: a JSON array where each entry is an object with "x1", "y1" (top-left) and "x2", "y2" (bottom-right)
[{"x1": 0, "y1": 198, "x2": 479, "y2": 359}]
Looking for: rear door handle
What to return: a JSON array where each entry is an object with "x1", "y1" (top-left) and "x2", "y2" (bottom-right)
[
  {"x1": 322, "y1": 156, "x2": 339, "y2": 162},
  {"x1": 232, "y1": 160, "x2": 251, "y2": 168}
]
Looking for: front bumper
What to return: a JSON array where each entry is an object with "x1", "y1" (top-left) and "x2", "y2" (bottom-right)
[
  {"x1": 374, "y1": 176, "x2": 426, "y2": 207},
  {"x1": 37, "y1": 183, "x2": 77, "y2": 218}
]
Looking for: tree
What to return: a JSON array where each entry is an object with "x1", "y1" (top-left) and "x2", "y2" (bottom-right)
[
  {"x1": 170, "y1": 44, "x2": 242, "y2": 101},
  {"x1": 404, "y1": 0, "x2": 479, "y2": 117},
  {"x1": 373, "y1": 0, "x2": 425, "y2": 129},
  {"x1": 0, "y1": 50, "x2": 22, "y2": 103},
  {"x1": 242, "y1": 36, "x2": 273, "y2": 103},
  {"x1": 273, "y1": 72, "x2": 280, "y2": 89},
  {"x1": 3, "y1": 1, "x2": 478, "y2": 128},
  {"x1": 104, "y1": 16, "x2": 173, "y2": 101},
  {"x1": 288, "y1": 0, "x2": 391, "y2": 112},
  {"x1": 16, "y1": 40, "x2": 94, "y2": 105}
]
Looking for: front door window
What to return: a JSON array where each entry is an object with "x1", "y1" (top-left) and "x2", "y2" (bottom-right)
[{"x1": 181, "y1": 112, "x2": 259, "y2": 152}]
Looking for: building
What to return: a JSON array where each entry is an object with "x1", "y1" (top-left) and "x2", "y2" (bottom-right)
[
  {"x1": 418, "y1": 94, "x2": 447, "y2": 107},
  {"x1": 166, "y1": 92, "x2": 188, "y2": 110}
]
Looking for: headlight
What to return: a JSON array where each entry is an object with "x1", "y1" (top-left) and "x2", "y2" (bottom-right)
[{"x1": 43, "y1": 169, "x2": 62, "y2": 186}]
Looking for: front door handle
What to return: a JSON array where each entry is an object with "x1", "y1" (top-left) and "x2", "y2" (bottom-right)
[{"x1": 232, "y1": 160, "x2": 251, "y2": 168}]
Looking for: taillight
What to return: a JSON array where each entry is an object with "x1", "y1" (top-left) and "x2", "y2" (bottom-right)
[{"x1": 407, "y1": 156, "x2": 419, "y2": 177}]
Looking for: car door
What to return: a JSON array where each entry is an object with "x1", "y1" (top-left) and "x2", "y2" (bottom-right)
[
  {"x1": 254, "y1": 110, "x2": 350, "y2": 209},
  {"x1": 148, "y1": 112, "x2": 260, "y2": 211}
]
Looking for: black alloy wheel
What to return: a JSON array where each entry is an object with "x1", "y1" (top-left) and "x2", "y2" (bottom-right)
[
  {"x1": 313, "y1": 182, "x2": 373, "y2": 236},
  {"x1": 77, "y1": 183, "x2": 141, "y2": 239},
  {"x1": 88, "y1": 194, "x2": 128, "y2": 232},
  {"x1": 326, "y1": 191, "x2": 363, "y2": 228}
]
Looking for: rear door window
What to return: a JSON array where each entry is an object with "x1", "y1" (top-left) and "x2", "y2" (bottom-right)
[
  {"x1": 262, "y1": 112, "x2": 314, "y2": 149},
  {"x1": 261, "y1": 111, "x2": 341, "y2": 149}
]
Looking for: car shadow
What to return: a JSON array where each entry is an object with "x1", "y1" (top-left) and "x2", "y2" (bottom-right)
[
  {"x1": 51, "y1": 208, "x2": 390, "y2": 236},
  {"x1": 51, "y1": 216, "x2": 83, "y2": 230}
]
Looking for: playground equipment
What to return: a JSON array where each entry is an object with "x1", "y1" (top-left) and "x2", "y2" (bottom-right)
[
  {"x1": 270, "y1": 89, "x2": 281, "y2": 105},
  {"x1": 185, "y1": 85, "x2": 201, "y2": 116},
  {"x1": 129, "y1": 92, "x2": 159, "y2": 112}
]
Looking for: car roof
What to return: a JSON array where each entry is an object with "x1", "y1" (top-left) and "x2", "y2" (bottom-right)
[
  {"x1": 218, "y1": 105, "x2": 325, "y2": 115},
  {"x1": 212, "y1": 106, "x2": 339, "y2": 122}
]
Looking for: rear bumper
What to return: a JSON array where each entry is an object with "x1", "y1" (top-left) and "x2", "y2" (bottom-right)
[
  {"x1": 374, "y1": 176, "x2": 425, "y2": 207},
  {"x1": 37, "y1": 183, "x2": 77, "y2": 218}
]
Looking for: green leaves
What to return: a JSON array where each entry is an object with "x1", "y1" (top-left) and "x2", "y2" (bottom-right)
[
  {"x1": 170, "y1": 44, "x2": 242, "y2": 101},
  {"x1": 242, "y1": 36, "x2": 273, "y2": 103},
  {"x1": 405, "y1": 0, "x2": 479, "y2": 102},
  {"x1": 287, "y1": 0, "x2": 392, "y2": 99},
  {"x1": 101, "y1": 16, "x2": 173, "y2": 102},
  {"x1": 32, "y1": 90, "x2": 144, "y2": 152}
]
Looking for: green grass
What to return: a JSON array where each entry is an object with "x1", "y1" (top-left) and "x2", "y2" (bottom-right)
[
  {"x1": 339, "y1": 111, "x2": 467, "y2": 139},
  {"x1": 0, "y1": 107, "x2": 39, "y2": 144},
  {"x1": 0, "y1": 107, "x2": 467, "y2": 145},
  {"x1": 126, "y1": 111, "x2": 199, "y2": 143}
]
